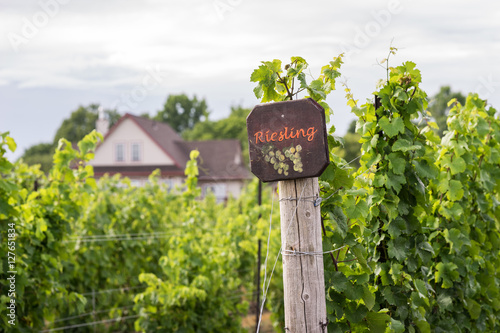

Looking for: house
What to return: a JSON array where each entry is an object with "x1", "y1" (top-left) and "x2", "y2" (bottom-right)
[{"x1": 90, "y1": 113, "x2": 252, "y2": 200}]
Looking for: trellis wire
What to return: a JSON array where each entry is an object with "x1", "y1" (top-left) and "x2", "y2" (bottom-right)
[
  {"x1": 39, "y1": 315, "x2": 140, "y2": 332},
  {"x1": 281, "y1": 245, "x2": 347, "y2": 257},
  {"x1": 64, "y1": 227, "x2": 251, "y2": 243},
  {"x1": 81, "y1": 285, "x2": 146, "y2": 296},
  {"x1": 49, "y1": 305, "x2": 134, "y2": 324}
]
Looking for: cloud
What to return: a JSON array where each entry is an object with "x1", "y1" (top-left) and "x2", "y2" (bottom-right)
[{"x1": 1, "y1": 0, "x2": 499, "y2": 161}]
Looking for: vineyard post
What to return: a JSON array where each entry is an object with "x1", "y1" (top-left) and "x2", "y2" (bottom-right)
[
  {"x1": 247, "y1": 99, "x2": 329, "y2": 332},
  {"x1": 279, "y1": 177, "x2": 327, "y2": 332}
]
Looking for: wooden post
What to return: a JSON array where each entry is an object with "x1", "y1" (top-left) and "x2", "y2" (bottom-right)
[{"x1": 279, "y1": 177, "x2": 327, "y2": 333}]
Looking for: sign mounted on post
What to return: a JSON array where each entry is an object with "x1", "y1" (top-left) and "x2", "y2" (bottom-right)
[{"x1": 246, "y1": 98, "x2": 329, "y2": 182}]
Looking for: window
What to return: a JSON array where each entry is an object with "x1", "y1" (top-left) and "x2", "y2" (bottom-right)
[
  {"x1": 131, "y1": 143, "x2": 141, "y2": 162},
  {"x1": 130, "y1": 179, "x2": 142, "y2": 187},
  {"x1": 116, "y1": 143, "x2": 125, "y2": 162},
  {"x1": 204, "y1": 183, "x2": 227, "y2": 202},
  {"x1": 161, "y1": 178, "x2": 173, "y2": 188}
]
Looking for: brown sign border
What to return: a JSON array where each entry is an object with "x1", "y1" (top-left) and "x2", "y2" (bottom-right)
[{"x1": 246, "y1": 98, "x2": 330, "y2": 182}]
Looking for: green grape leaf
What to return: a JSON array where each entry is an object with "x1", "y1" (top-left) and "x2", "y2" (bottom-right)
[
  {"x1": 250, "y1": 64, "x2": 270, "y2": 83},
  {"x1": 344, "y1": 283, "x2": 365, "y2": 301},
  {"x1": 345, "y1": 197, "x2": 369, "y2": 220},
  {"x1": 351, "y1": 244, "x2": 370, "y2": 272},
  {"x1": 379, "y1": 116, "x2": 404, "y2": 138},
  {"x1": 386, "y1": 172, "x2": 405, "y2": 193},
  {"x1": 413, "y1": 159, "x2": 438, "y2": 179},
  {"x1": 365, "y1": 152, "x2": 382, "y2": 169},
  {"x1": 443, "y1": 228, "x2": 466, "y2": 254},
  {"x1": 329, "y1": 206, "x2": 348, "y2": 238},
  {"x1": 437, "y1": 294, "x2": 453, "y2": 311},
  {"x1": 386, "y1": 216, "x2": 407, "y2": 238},
  {"x1": 382, "y1": 286, "x2": 395, "y2": 305},
  {"x1": 389, "y1": 318, "x2": 405, "y2": 333},
  {"x1": 0, "y1": 180, "x2": 18, "y2": 192},
  {"x1": 392, "y1": 139, "x2": 422, "y2": 153},
  {"x1": 307, "y1": 78, "x2": 327, "y2": 101},
  {"x1": 330, "y1": 271, "x2": 350, "y2": 292},
  {"x1": 414, "y1": 279, "x2": 428, "y2": 298},
  {"x1": 5, "y1": 136, "x2": 17, "y2": 152},
  {"x1": 264, "y1": 59, "x2": 282, "y2": 73},
  {"x1": 362, "y1": 286, "x2": 376, "y2": 310},
  {"x1": 388, "y1": 238, "x2": 409, "y2": 261},
  {"x1": 387, "y1": 153, "x2": 405, "y2": 175},
  {"x1": 435, "y1": 262, "x2": 460, "y2": 288},
  {"x1": 442, "y1": 155, "x2": 466, "y2": 175},
  {"x1": 416, "y1": 319, "x2": 431, "y2": 333},
  {"x1": 449, "y1": 156, "x2": 466, "y2": 175},
  {"x1": 345, "y1": 302, "x2": 367, "y2": 323},
  {"x1": 476, "y1": 116, "x2": 489, "y2": 137},
  {"x1": 366, "y1": 311, "x2": 390, "y2": 333},
  {"x1": 465, "y1": 299, "x2": 482, "y2": 319},
  {"x1": 446, "y1": 180, "x2": 464, "y2": 201}
]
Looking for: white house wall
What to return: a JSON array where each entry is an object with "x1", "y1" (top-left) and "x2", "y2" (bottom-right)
[
  {"x1": 200, "y1": 180, "x2": 246, "y2": 200},
  {"x1": 226, "y1": 180, "x2": 245, "y2": 199},
  {"x1": 91, "y1": 118, "x2": 175, "y2": 166}
]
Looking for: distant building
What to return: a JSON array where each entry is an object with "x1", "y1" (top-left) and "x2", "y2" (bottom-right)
[{"x1": 90, "y1": 113, "x2": 251, "y2": 201}]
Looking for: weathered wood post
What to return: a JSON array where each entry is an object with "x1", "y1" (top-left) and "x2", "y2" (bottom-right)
[{"x1": 247, "y1": 99, "x2": 329, "y2": 332}]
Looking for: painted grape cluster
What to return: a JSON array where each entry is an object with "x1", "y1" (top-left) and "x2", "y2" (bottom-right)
[{"x1": 263, "y1": 144, "x2": 303, "y2": 175}]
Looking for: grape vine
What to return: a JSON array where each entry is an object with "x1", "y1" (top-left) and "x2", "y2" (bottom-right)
[
  {"x1": 250, "y1": 53, "x2": 500, "y2": 332},
  {"x1": 0, "y1": 131, "x2": 275, "y2": 332}
]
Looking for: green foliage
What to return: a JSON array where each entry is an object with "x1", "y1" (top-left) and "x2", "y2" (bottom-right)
[
  {"x1": 0, "y1": 131, "x2": 101, "y2": 330},
  {"x1": 250, "y1": 55, "x2": 344, "y2": 125},
  {"x1": 154, "y1": 94, "x2": 209, "y2": 133},
  {"x1": 250, "y1": 53, "x2": 500, "y2": 332},
  {"x1": 321, "y1": 61, "x2": 500, "y2": 332},
  {"x1": 1, "y1": 131, "x2": 273, "y2": 332}
]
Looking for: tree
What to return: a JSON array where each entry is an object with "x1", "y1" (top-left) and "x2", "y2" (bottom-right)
[
  {"x1": 182, "y1": 105, "x2": 250, "y2": 163},
  {"x1": 428, "y1": 86, "x2": 466, "y2": 136},
  {"x1": 20, "y1": 104, "x2": 120, "y2": 173},
  {"x1": 19, "y1": 143, "x2": 54, "y2": 174},
  {"x1": 53, "y1": 104, "x2": 121, "y2": 144},
  {"x1": 154, "y1": 94, "x2": 209, "y2": 133},
  {"x1": 139, "y1": 112, "x2": 151, "y2": 119},
  {"x1": 333, "y1": 120, "x2": 361, "y2": 169}
]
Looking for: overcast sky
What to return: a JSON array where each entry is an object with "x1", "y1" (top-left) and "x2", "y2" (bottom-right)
[{"x1": 1, "y1": 0, "x2": 499, "y2": 160}]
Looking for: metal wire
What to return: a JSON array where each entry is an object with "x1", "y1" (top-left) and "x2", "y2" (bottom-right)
[{"x1": 40, "y1": 315, "x2": 140, "y2": 332}]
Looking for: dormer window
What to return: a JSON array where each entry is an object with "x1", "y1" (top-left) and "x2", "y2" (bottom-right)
[
  {"x1": 131, "y1": 143, "x2": 141, "y2": 162},
  {"x1": 115, "y1": 143, "x2": 125, "y2": 162}
]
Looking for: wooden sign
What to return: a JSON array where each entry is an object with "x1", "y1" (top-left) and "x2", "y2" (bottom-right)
[{"x1": 246, "y1": 98, "x2": 329, "y2": 182}]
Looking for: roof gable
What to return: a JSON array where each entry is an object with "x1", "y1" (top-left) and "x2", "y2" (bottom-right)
[
  {"x1": 91, "y1": 117, "x2": 176, "y2": 166},
  {"x1": 96, "y1": 113, "x2": 185, "y2": 167}
]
